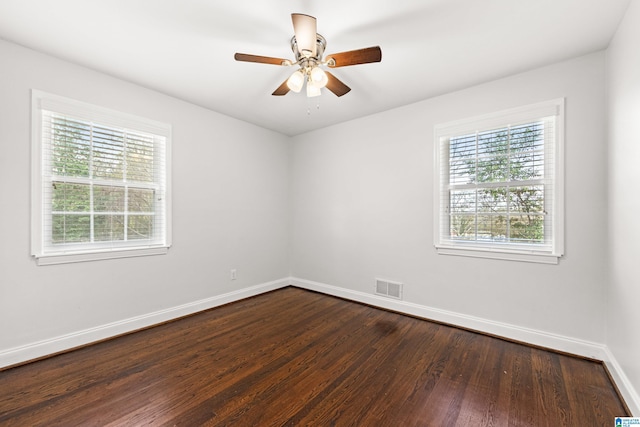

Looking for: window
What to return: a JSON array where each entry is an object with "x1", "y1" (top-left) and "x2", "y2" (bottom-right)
[
  {"x1": 31, "y1": 91, "x2": 171, "y2": 265},
  {"x1": 434, "y1": 99, "x2": 563, "y2": 264}
]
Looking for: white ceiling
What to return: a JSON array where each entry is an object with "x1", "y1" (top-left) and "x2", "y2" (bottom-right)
[{"x1": 0, "y1": 0, "x2": 630, "y2": 136}]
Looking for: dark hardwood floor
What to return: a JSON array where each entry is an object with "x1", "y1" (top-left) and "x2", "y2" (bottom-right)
[{"x1": 0, "y1": 287, "x2": 629, "y2": 426}]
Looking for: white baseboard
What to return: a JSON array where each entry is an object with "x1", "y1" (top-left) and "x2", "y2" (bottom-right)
[
  {"x1": 604, "y1": 347, "x2": 640, "y2": 416},
  {"x1": 290, "y1": 276, "x2": 639, "y2": 415},
  {"x1": 0, "y1": 278, "x2": 290, "y2": 370}
]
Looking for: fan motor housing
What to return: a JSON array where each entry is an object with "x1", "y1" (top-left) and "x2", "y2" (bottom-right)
[{"x1": 290, "y1": 34, "x2": 326, "y2": 62}]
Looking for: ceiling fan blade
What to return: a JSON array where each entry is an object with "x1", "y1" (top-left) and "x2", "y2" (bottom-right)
[
  {"x1": 325, "y1": 71, "x2": 351, "y2": 97},
  {"x1": 234, "y1": 53, "x2": 290, "y2": 66},
  {"x1": 326, "y1": 46, "x2": 382, "y2": 68},
  {"x1": 291, "y1": 13, "x2": 317, "y2": 58},
  {"x1": 272, "y1": 79, "x2": 290, "y2": 96}
]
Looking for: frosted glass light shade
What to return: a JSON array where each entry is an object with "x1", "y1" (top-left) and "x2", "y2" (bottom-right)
[
  {"x1": 309, "y1": 66, "x2": 328, "y2": 88},
  {"x1": 306, "y1": 83, "x2": 321, "y2": 97},
  {"x1": 287, "y1": 70, "x2": 305, "y2": 93}
]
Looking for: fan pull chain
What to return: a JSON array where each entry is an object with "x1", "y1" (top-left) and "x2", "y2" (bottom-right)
[{"x1": 306, "y1": 98, "x2": 320, "y2": 116}]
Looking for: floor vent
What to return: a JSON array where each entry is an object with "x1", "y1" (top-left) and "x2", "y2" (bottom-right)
[{"x1": 375, "y1": 279, "x2": 403, "y2": 300}]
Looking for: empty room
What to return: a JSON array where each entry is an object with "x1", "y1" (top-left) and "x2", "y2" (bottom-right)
[{"x1": 0, "y1": 0, "x2": 639, "y2": 425}]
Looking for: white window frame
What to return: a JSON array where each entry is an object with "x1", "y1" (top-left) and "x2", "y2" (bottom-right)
[
  {"x1": 31, "y1": 90, "x2": 172, "y2": 265},
  {"x1": 433, "y1": 99, "x2": 564, "y2": 264}
]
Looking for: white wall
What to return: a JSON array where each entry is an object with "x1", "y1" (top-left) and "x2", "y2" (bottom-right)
[
  {"x1": 607, "y1": 0, "x2": 640, "y2": 414},
  {"x1": 0, "y1": 39, "x2": 290, "y2": 362},
  {"x1": 291, "y1": 52, "x2": 608, "y2": 349}
]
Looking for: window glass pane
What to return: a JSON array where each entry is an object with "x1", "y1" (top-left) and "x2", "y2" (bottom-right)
[
  {"x1": 449, "y1": 159, "x2": 476, "y2": 185},
  {"x1": 509, "y1": 214, "x2": 544, "y2": 243},
  {"x1": 477, "y1": 188, "x2": 507, "y2": 213},
  {"x1": 510, "y1": 122, "x2": 544, "y2": 151},
  {"x1": 94, "y1": 215, "x2": 125, "y2": 241},
  {"x1": 450, "y1": 215, "x2": 475, "y2": 240},
  {"x1": 52, "y1": 214, "x2": 91, "y2": 243},
  {"x1": 477, "y1": 128, "x2": 509, "y2": 156},
  {"x1": 94, "y1": 186, "x2": 125, "y2": 212},
  {"x1": 128, "y1": 188, "x2": 155, "y2": 213},
  {"x1": 450, "y1": 189, "x2": 476, "y2": 213},
  {"x1": 477, "y1": 215, "x2": 508, "y2": 241},
  {"x1": 51, "y1": 117, "x2": 90, "y2": 178},
  {"x1": 449, "y1": 134, "x2": 476, "y2": 185},
  {"x1": 52, "y1": 182, "x2": 90, "y2": 212},
  {"x1": 450, "y1": 134, "x2": 476, "y2": 159},
  {"x1": 510, "y1": 122, "x2": 545, "y2": 181},
  {"x1": 509, "y1": 186, "x2": 544, "y2": 214},
  {"x1": 126, "y1": 133, "x2": 155, "y2": 183},
  {"x1": 511, "y1": 150, "x2": 544, "y2": 181},
  {"x1": 93, "y1": 125, "x2": 124, "y2": 180},
  {"x1": 476, "y1": 128, "x2": 510, "y2": 184},
  {"x1": 128, "y1": 215, "x2": 153, "y2": 240},
  {"x1": 477, "y1": 156, "x2": 509, "y2": 183}
]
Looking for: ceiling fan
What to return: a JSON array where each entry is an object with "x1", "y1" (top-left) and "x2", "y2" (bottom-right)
[{"x1": 234, "y1": 13, "x2": 382, "y2": 98}]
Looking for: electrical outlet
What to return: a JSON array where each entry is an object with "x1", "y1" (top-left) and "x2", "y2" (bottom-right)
[{"x1": 230, "y1": 269, "x2": 237, "y2": 280}]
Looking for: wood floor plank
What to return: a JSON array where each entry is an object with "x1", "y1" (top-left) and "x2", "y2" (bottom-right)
[
  {"x1": 0, "y1": 287, "x2": 629, "y2": 426},
  {"x1": 507, "y1": 344, "x2": 536, "y2": 425}
]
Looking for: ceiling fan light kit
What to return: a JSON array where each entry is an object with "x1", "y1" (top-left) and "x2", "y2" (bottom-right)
[{"x1": 234, "y1": 13, "x2": 382, "y2": 98}]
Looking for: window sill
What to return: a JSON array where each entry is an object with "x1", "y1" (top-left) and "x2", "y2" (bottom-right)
[
  {"x1": 435, "y1": 246, "x2": 561, "y2": 264},
  {"x1": 34, "y1": 246, "x2": 169, "y2": 266}
]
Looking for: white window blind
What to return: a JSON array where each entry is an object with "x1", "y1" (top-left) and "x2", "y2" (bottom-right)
[
  {"x1": 32, "y1": 91, "x2": 172, "y2": 265},
  {"x1": 433, "y1": 99, "x2": 564, "y2": 264}
]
